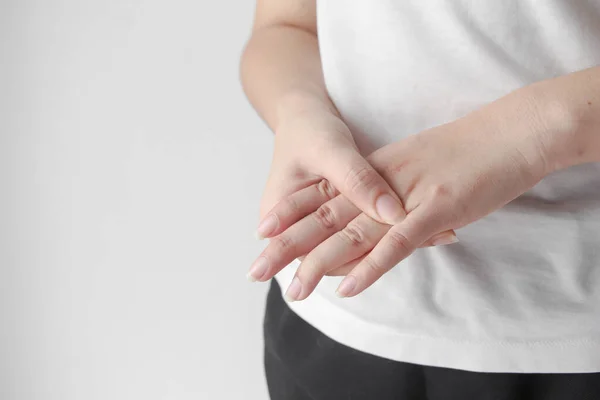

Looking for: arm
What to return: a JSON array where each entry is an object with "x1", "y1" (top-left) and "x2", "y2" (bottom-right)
[
  {"x1": 240, "y1": 0, "x2": 337, "y2": 131},
  {"x1": 528, "y1": 66, "x2": 600, "y2": 171}
]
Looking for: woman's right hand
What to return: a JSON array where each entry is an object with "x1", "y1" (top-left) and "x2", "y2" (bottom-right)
[{"x1": 249, "y1": 103, "x2": 406, "y2": 281}]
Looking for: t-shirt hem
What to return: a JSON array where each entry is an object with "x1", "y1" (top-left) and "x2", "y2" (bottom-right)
[{"x1": 276, "y1": 276, "x2": 600, "y2": 373}]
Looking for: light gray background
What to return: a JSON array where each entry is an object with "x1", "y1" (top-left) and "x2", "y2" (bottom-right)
[{"x1": 1, "y1": 1, "x2": 271, "y2": 399}]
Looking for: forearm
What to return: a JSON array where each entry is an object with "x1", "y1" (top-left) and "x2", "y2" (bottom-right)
[
  {"x1": 528, "y1": 66, "x2": 600, "y2": 171},
  {"x1": 240, "y1": 24, "x2": 338, "y2": 132}
]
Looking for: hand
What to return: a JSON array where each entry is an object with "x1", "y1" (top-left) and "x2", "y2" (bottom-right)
[
  {"x1": 263, "y1": 90, "x2": 552, "y2": 300},
  {"x1": 248, "y1": 102, "x2": 407, "y2": 281},
  {"x1": 250, "y1": 183, "x2": 457, "y2": 285}
]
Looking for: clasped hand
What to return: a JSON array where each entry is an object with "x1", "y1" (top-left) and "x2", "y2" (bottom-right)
[{"x1": 249, "y1": 94, "x2": 551, "y2": 301}]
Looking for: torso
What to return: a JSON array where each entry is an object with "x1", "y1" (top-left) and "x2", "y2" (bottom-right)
[{"x1": 275, "y1": 0, "x2": 600, "y2": 373}]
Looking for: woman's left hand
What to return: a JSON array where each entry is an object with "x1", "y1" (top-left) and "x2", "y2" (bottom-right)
[{"x1": 256, "y1": 89, "x2": 557, "y2": 301}]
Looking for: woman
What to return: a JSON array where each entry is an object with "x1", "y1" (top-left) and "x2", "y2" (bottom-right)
[{"x1": 241, "y1": 1, "x2": 600, "y2": 399}]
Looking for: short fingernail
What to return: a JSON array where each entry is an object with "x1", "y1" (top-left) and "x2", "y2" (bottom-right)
[
  {"x1": 247, "y1": 257, "x2": 269, "y2": 282},
  {"x1": 255, "y1": 215, "x2": 278, "y2": 240},
  {"x1": 432, "y1": 233, "x2": 459, "y2": 246},
  {"x1": 284, "y1": 277, "x2": 302, "y2": 302},
  {"x1": 336, "y1": 275, "x2": 357, "y2": 298},
  {"x1": 375, "y1": 194, "x2": 404, "y2": 225}
]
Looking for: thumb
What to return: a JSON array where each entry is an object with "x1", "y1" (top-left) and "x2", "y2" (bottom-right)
[{"x1": 316, "y1": 147, "x2": 405, "y2": 225}]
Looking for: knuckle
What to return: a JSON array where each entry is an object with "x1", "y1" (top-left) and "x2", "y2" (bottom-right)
[
  {"x1": 386, "y1": 230, "x2": 414, "y2": 254},
  {"x1": 313, "y1": 204, "x2": 337, "y2": 230},
  {"x1": 344, "y1": 166, "x2": 378, "y2": 194},
  {"x1": 271, "y1": 235, "x2": 295, "y2": 255},
  {"x1": 339, "y1": 224, "x2": 366, "y2": 247},
  {"x1": 317, "y1": 179, "x2": 337, "y2": 200},
  {"x1": 363, "y1": 256, "x2": 386, "y2": 274},
  {"x1": 281, "y1": 196, "x2": 299, "y2": 215},
  {"x1": 301, "y1": 258, "x2": 327, "y2": 279},
  {"x1": 428, "y1": 183, "x2": 453, "y2": 202}
]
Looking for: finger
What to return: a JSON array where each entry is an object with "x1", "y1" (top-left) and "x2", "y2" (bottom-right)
[
  {"x1": 259, "y1": 167, "x2": 319, "y2": 218},
  {"x1": 284, "y1": 214, "x2": 389, "y2": 301},
  {"x1": 315, "y1": 147, "x2": 406, "y2": 225},
  {"x1": 255, "y1": 179, "x2": 338, "y2": 240},
  {"x1": 326, "y1": 230, "x2": 457, "y2": 277},
  {"x1": 247, "y1": 195, "x2": 360, "y2": 282},
  {"x1": 287, "y1": 220, "x2": 457, "y2": 301},
  {"x1": 326, "y1": 255, "x2": 364, "y2": 276},
  {"x1": 335, "y1": 204, "x2": 457, "y2": 297}
]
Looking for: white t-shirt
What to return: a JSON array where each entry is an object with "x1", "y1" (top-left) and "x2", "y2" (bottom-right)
[{"x1": 275, "y1": 0, "x2": 600, "y2": 373}]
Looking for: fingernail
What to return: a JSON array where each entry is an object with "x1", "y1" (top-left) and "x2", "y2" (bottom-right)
[
  {"x1": 247, "y1": 257, "x2": 269, "y2": 282},
  {"x1": 432, "y1": 233, "x2": 459, "y2": 246},
  {"x1": 255, "y1": 215, "x2": 278, "y2": 240},
  {"x1": 336, "y1": 275, "x2": 357, "y2": 298},
  {"x1": 375, "y1": 194, "x2": 404, "y2": 225},
  {"x1": 284, "y1": 277, "x2": 302, "y2": 302}
]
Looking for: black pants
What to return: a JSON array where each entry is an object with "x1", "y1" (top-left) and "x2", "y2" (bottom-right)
[{"x1": 264, "y1": 279, "x2": 600, "y2": 400}]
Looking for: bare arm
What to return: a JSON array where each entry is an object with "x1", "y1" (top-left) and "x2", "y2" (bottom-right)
[
  {"x1": 530, "y1": 66, "x2": 600, "y2": 171},
  {"x1": 240, "y1": 0, "x2": 339, "y2": 131}
]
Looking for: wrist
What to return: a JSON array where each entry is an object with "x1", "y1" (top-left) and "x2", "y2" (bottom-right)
[
  {"x1": 275, "y1": 89, "x2": 341, "y2": 131},
  {"x1": 525, "y1": 67, "x2": 600, "y2": 172}
]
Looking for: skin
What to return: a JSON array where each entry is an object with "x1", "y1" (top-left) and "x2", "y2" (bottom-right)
[{"x1": 242, "y1": 0, "x2": 600, "y2": 300}]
